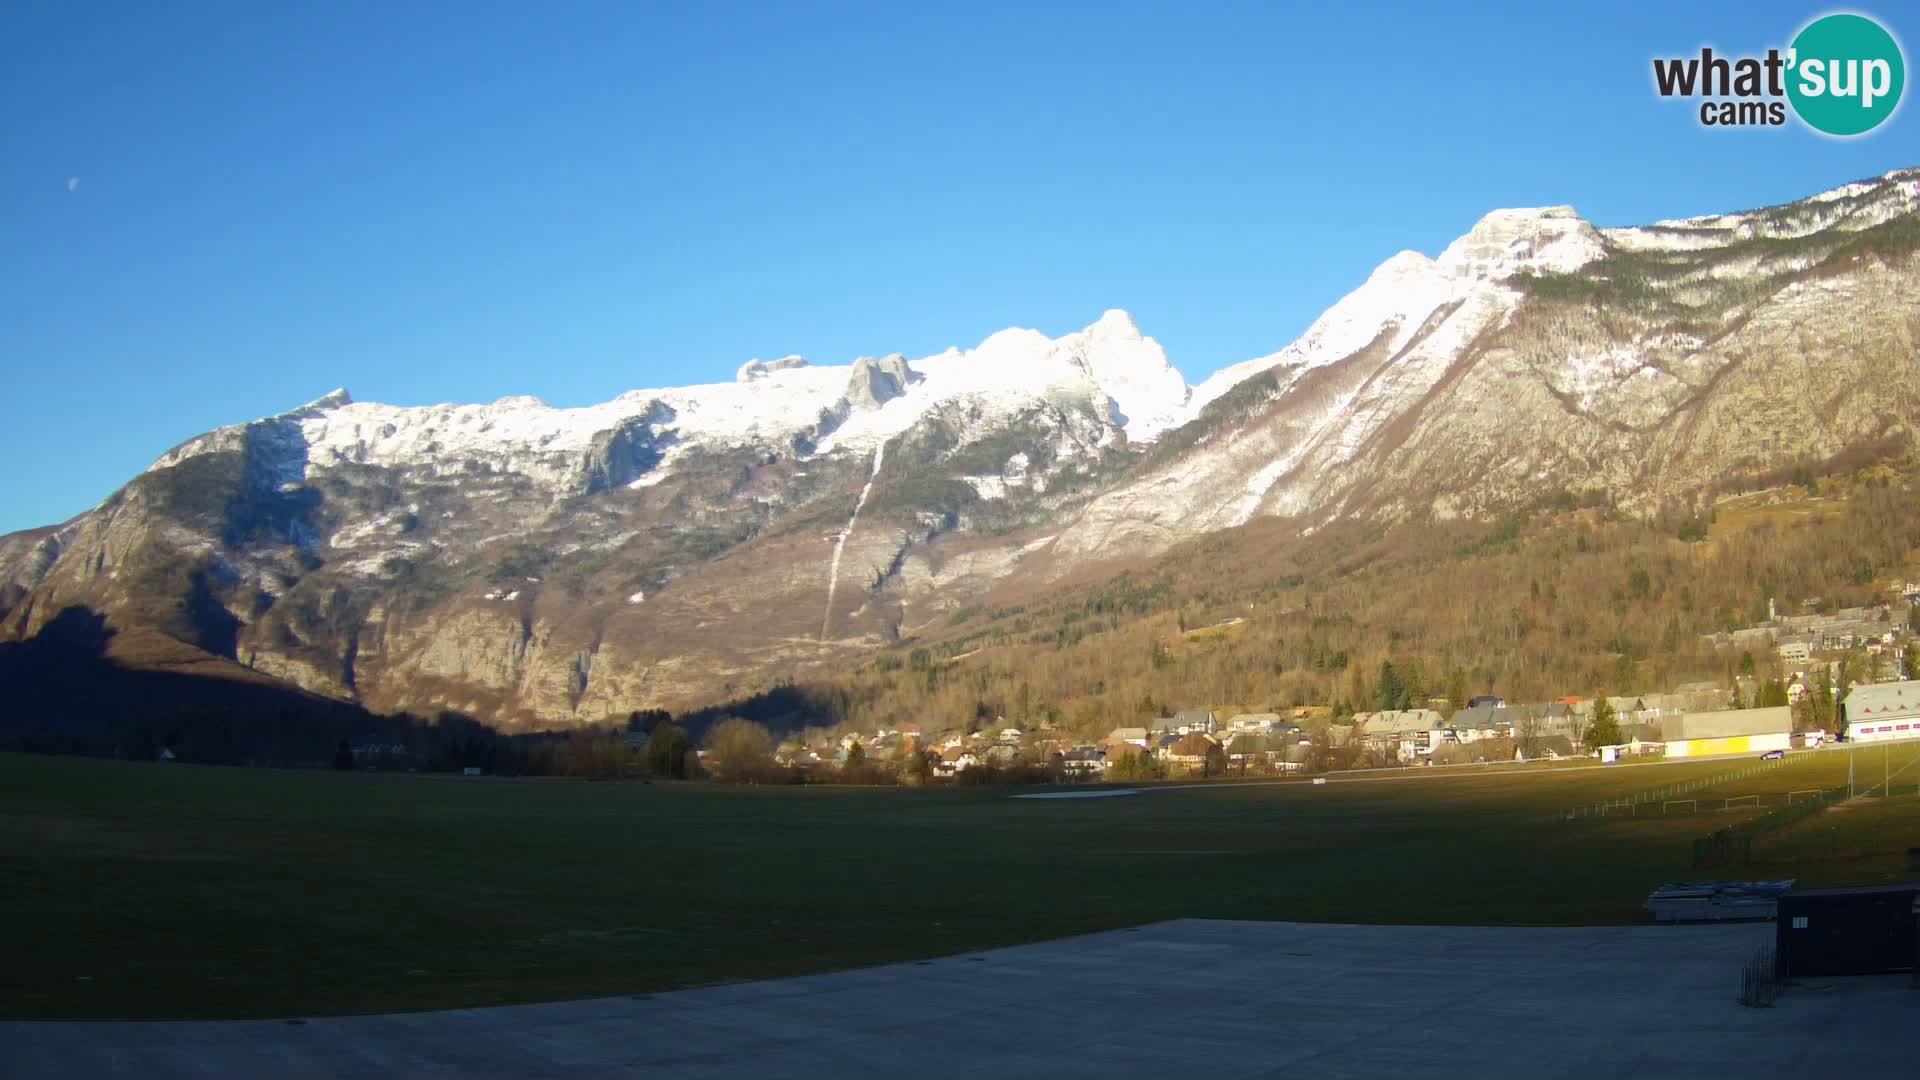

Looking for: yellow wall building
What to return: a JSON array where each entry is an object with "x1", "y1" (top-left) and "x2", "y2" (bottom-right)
[{"x1": 1662, "y1": 706, "x2": 1793, "y2": 759}]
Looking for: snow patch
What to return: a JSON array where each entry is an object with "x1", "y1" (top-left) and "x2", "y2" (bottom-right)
[
  {"x1": 821, "y1": 441, "x2": 887, "y2": 639},
  {"x1": 1188, "y1": 250, "x2": 1462, "y2": 416},
  {"x1": 1436, "y1": 206, "x2": 1606, "y2": 280}
]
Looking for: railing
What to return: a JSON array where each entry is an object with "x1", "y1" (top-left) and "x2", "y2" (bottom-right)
[{"x1": 1564, "y1": 752, "x2": 1806, "y2": 820}]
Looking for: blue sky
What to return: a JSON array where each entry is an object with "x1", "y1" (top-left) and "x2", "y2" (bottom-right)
[{"x1": 2, "y1": 1, "x2": 1913, "y2": 534}]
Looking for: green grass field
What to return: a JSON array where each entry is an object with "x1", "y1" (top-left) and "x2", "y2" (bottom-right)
[{"x1": 2, "y1": 748, "x2": 1915, "y2": 1020}]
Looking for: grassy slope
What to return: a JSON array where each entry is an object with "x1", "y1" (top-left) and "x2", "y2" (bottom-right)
[{"x1": 6, "y1": 749, "x2": 1918, "y2": 1020}]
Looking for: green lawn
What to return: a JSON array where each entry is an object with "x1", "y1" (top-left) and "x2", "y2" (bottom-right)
[
  {"x1": 1693, "y1": 741, "x2": 1920, "y2": 799},
  {"x1": 1752, "y1": 786, "x2": 1920, "y2": 886},
  {"x1": 0, "y1": 750, "x2": 1910, "y2": 1019}
]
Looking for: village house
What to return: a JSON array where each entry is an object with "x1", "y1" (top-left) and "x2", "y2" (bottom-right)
[
  {"x1": 1515, "y1": 735, "x2": 1579, "y2": 761},
  {"x1": 797, "y1": 749, "x2": 836, "y2": 771},
  {"x1": 1531, "y1": 703, "x2": 1587, "y2": 742},
  {"x1": 935, "y1": 745, "x2": 979, "y2": 777},
  {"x1": 1226, "y1": 712, "x2": 1283, "y2": 734},
  {"x1": 1604, "y1": 696, "x2": 1654, "y2": 727},
  {"x1": 1787, "y1": 676, "x2": 1809, "y2": 705},
  {"x1": 1106, "y1": 726, "x2": 1150, "y2": 748},
  {"x1": 1168, "y1": 710, "x2": 1218, "y2": 735},
  {"x1": 1777, "y1": 637, "x2": 1814, "y2": 665},
  {"x1": 1282, "y1": 739, "x2": 1313, "y2": 770},
  {"x1": 1164, "y1": 732, "x2": 1223, "y2": 774},
  {"x1": 1356, "y1": 708, "x2": 1448, "y2": 762},
  {"x1": 348, "y1": 738, "x2": 411, "y2": 766},
  {"x1": 1841, "y1": 680, "x2": 1920, "y2": 744},
  {"x1": 984, "y1": 743, "x2": 1021, "y2": 767},
  {"x1": 1674, "y1": 682, "x2": 1735, "y2": 713},
  {"x1": 1060, "y1": 747, "x2": 1107, "y2": 778},
  {"x1": 1429, "y1": 738, "x2": 1501, "y2": 765},
  {"x1": 1224, "y1": 732, "x2": 1274, "y2": 770},
  {"x1": 1449, "y1": 705, "x2": 1519, "y2": 741},
  {"x1": 1104, "y1": 740, "x2": 1149, "y2": 770},
  {"x1": 1632, "y1": 694, "x2": 1689, "y2": 728}
]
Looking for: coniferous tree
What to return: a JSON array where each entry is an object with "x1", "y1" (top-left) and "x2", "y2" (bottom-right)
[{"x1": 1585, "y1": 696, "x2": 1621, "y2": 750}]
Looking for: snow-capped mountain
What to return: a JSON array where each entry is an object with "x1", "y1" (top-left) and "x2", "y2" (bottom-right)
[
  {"x1": 5, "y1": 168, "x2": 1918, "y2": 725},
  {"x1": 147, "y1": 307, "x2": 1190, "y2": 500}
]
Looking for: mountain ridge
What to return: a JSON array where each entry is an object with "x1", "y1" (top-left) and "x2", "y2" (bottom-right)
[{"x1": 4, "y1": 166, "x2": 1917, "y2": 727}]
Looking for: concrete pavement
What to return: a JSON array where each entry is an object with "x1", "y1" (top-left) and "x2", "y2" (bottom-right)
[{"x1": 3, "y1": 920, "x2": 1911, "y2": 1078}]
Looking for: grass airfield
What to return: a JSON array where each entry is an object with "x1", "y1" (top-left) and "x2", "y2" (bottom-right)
[{"x1": 2, "y1": 746, "x2": 1915, "y2": 1019}]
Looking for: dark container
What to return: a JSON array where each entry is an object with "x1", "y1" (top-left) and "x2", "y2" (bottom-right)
[{"x1": 1775, "y1": 884, "x2": 1920, "y2": 977}]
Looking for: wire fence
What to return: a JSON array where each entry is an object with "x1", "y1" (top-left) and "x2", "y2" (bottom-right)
[
  {"x1": 1851, "y1": 746, "x2": 1920, "y2": 800},
  {"x1": 1693, "y1": 828, "x2": 1753, "y2": 867},
  {"x1": 1739, "y1": 944, "x2": 1780, "y2": 1008},
  {"x1": 1692, "y1": 784, "x2": 1851, "y2": 867},
  {"x1": 1564, "y1": 752, "x2": 1808, "y2": 820}
]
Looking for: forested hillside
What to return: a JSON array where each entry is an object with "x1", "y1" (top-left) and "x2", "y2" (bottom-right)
[{"x1": 708, "y1": 459, "x2": 1920, "y2": 740}]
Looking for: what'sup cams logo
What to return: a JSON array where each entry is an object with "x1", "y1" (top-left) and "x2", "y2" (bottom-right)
[{"x1": 1653, "y1": 11, "x2": 1905, "y2": 136}]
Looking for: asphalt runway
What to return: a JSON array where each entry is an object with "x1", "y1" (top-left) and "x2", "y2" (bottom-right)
[{"x1": 4, "y1": 919, "x2": 1910, "y2": 1078}]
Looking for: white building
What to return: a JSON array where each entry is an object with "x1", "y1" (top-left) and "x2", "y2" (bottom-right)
[
  {"x1": 1226, "y1": 712, "x2": 1284, "y2": 734},
  {"x1": 1841, "y1": 680, "x2": 1920, "y2": 744},
  {"x1": 1661, "y1": 707, "x2": 1793, "y2": 758}
]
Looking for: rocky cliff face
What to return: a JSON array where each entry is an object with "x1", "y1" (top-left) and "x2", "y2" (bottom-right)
[
  {"x1": 4, "y1": 169, "x2": 1917, "y2": 724},
  {"x1": 1048, "y1": 171, "x2": 1920, "y2": 563}
]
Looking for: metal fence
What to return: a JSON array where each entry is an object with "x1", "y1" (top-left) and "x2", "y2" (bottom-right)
[
  {"x1": 1693, "y1": 828, "x2": 1753, "y2": 868},
  {"x1": 1739, "y1": 944, "x2": 1780, "y2": 1008},
  {"x1": 1564, "y1": 753, "x2": 1807, "y2": 820},
  {"x1": 1690, "y1": 785, "x2": 1851, "y2": 867}
]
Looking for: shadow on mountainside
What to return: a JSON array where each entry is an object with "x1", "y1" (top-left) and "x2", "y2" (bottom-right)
[{"x1": 0, "y1": 605, "x2": 486, "y2": 767}]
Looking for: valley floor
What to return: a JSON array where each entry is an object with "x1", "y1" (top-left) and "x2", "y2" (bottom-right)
[{"x1": 0, "y1": 749, "x2": 1915, "y2": 1019}]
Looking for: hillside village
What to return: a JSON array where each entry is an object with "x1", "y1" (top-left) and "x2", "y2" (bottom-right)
[{"x1": 772, "y1": 586, "x2": 1920, "y2": 782}]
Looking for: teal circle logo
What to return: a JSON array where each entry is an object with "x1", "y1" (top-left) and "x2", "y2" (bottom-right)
[{"x1": 1787, "y1": 13, "x2": 1905, "y2": 136}]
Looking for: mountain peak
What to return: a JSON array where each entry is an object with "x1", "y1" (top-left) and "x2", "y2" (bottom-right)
[
  {"x1": 1368, "y1": 250, "x2": 1438, "y2": 283},
  {"x1": 1089, "y1": 308, "x2": 1143, "y2": 338},
  {"x1": 1437, "y1": 205, "x2": 1604, "y2": 281},
  {"x1": 289, "y1": 388, "x2": 352, "y2": 417},
  {"x1": 736, "y1": 355, "x2": 810, "y2": 383}
]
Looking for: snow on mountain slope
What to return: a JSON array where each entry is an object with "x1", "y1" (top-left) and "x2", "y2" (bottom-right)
[
  {"x1": 1047, "y1": 167, "x2": 1920, "y2": 565},
  {"x1": 1605, "y1": 172, "x2": 1919, "y2": 251},
  {"x1": 147, "y1": 310, "x2": 1194, "y2": 492},
  {"x1": 10, "y1": 166, "x2": 1918, "y2": 727},
  {"x1": 1180, "y1": 206, "x2": 1605, "y2": 419},
  {"x1": 153, "y1": 171, "x2": 1909, "y2": 502},
  {"x1": 1186, "y1": 250, "x2": 1466, "y2": 416}
]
